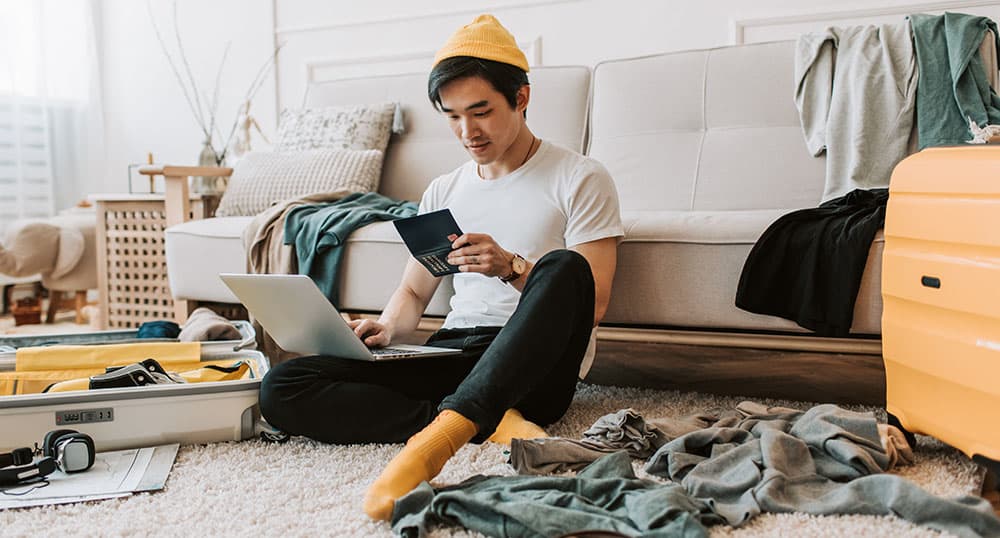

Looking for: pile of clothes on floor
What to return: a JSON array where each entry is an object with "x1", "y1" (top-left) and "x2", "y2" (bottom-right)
[{"x1": 393, "y1": 402, "x2": 1000, "y2": 538}]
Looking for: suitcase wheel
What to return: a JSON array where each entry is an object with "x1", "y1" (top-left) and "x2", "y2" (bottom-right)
[
  {"x1": 973, "y1": 455, "x2": 1000, "y2": 493},
  {"x1": 887, "y1": 413, "x2": 917, "y2": 449}
]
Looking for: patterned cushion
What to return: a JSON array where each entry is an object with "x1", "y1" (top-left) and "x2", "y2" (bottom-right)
[
  {"x1": 214, "y1": 150, "x2": 383, "y2": 217},
  {"x1": 275, "y1": 102, "x2": 396, "y2": 153}
]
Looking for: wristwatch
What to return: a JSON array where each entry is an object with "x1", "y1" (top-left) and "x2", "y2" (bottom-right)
[{"x1": 499, "y1": 253, "x2": 527, "y2": 283}]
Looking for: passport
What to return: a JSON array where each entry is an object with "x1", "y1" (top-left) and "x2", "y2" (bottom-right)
[{"x1": 393, "y1": 209, "x2": 464, "y2": 277}]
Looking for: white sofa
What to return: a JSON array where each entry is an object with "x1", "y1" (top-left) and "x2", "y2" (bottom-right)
[{"x1": 164, "y1": 41, "x2": 883, "y2": 348}]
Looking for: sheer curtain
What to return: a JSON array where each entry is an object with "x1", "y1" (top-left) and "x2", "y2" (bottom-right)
[{"x1": 0, "y1": 0, "x2": 105, "y2": 236}]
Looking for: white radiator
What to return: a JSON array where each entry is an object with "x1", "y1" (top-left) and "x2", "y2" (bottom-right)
[{"x1": 0, "y1": 97, "x2": 55, "y2": 238}]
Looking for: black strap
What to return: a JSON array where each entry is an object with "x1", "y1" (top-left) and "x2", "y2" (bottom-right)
[
  {"x1": 0, "y1": 447, "x2": 33, "y2": 468},
  {"x1": 0, "y1": 457, "x2": 55, "y2": 487}
]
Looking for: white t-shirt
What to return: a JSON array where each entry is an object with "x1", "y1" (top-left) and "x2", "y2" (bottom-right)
[{"x1": 418, "y1": 140, "x2": 624, "y2": 377}]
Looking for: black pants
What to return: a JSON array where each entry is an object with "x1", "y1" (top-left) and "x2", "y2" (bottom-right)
[{"x1": 258, "y1": 249, "x2": 596, "y2": 444}]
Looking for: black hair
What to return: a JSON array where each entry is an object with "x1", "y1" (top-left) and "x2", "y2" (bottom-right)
[{"x1": 428, "y1": 56, "x2": 529, "y2": 117}]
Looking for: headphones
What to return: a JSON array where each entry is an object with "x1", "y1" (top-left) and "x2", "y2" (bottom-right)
[{"x1": 0, "y1": 430, "x2": 96, "y2": 486}]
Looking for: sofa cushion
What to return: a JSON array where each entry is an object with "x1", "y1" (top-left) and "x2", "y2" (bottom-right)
[
  {"x1": 275, "y1": 102, "x2": 396, "y2": 153},
  {"x1": 589, "y1": 41, "x2": 826, "y2": 213},
  {"x1": 165, "y1": 216, "x2": 253, "y2": 303},
  {"x1": 215, "y1": 149, "x2": 384, "y2": 217},
  {"x1": 165, "y1": 217, "x2": 454, "y2": 315},
  {"x1": 604, "y1": 209, "x2": 882, "y2": 334}
]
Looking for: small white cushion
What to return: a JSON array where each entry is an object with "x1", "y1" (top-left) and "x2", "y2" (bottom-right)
[{"x1": 215, "y1": 149, "x2": 384, "y2": 217}]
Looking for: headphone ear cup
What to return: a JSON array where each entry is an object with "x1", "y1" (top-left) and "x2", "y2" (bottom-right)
[
  {"x1": 42, "y1": 429, "x2": 79, "y2": 458},
  {"x1": 54, "y1": 432, "x2": 95, "y2": 473}
]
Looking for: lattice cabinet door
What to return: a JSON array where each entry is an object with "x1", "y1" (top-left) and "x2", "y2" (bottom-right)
[{"x1": 93, "y1": 194, "x2": 217, "y2": 329}]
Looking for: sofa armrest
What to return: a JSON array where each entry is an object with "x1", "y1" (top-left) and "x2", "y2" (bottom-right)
[{"x1": 139, "y1": 165, "x2": 233, "y2": 228}]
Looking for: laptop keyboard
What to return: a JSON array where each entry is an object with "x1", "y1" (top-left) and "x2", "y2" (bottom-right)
[{"x1": 370, "y1": 347, "x2": 414, "y2": 356}]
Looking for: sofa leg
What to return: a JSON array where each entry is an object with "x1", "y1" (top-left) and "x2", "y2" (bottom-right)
[
  {"x1": 75, "y1": 290, "x2": 87, "y2": 324},
  {"x1": 2, "y1": 284, "x2": 11, "y2": 315},
  {"x1": 45, "y1": 290, "x2": 61, "y2": 323},
  {"x1": 173, "y1": 299, "x2": 192, "y2": 326}
]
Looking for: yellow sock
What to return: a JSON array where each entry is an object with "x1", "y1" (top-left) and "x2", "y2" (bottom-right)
[
  {"x1": 486, "y1": 408, "x2": 548, "y2": 445},
  {"x1": 363, "y1": 410, "x2": 477, "y2": 521}
]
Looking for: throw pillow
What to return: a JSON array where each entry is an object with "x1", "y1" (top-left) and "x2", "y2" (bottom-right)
[
  {"x1": 275, "y1": 102, "x2": 396, "y2": 153},
  {"x1": 214, "y1": 150, "x2": 383, "y2": 217}
]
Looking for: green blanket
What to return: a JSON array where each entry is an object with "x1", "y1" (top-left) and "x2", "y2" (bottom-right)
[
  {"x1": 911, "y1": 12, "x2": 1000, "y2": 148},
  {"x1": 283, "y1": 192, "x2": 418, "y2": 306}
]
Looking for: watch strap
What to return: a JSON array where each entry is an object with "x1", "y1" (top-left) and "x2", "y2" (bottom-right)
[{"x1": 499, "y1": 253, "x2": 524, "y2": 283}]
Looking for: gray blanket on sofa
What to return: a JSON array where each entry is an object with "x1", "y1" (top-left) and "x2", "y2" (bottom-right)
[{"x1": 794, "y1": 22, "x2": 917, "y2": 203}]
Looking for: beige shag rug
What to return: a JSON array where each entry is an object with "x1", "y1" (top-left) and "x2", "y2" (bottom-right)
[{"x1": 0, "y1": 382, "x2": 987, "y2": 537}]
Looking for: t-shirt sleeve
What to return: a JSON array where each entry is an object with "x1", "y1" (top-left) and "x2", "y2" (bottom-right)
[
  {"x1": 564, "y1": 160, "x2": 625, "y2": 247},
  {"x1": 418, "y1": 177, "x2": 443, "y2": 215}
]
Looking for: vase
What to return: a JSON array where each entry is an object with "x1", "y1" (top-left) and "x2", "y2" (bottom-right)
[{"x1": 193, "y1": 139, "x2": 227, "y2": 194}]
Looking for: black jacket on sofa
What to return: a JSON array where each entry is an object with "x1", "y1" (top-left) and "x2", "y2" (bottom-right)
[{"x1": 735, "y1": 188, "x2": 888, "y2": 337}]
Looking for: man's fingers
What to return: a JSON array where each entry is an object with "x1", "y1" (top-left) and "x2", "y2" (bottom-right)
[
  {"x1": 458, "y1": 261, "x2": 491, "y2": 273},
  {"x1": 451, "y1": 232, "x2": 492, "y2": 249},
  {"x1": 451, "y1": 233, "x2": 472, "y2": 249},
  {"x1": 365, "y1": 333, "x2": 387, "y2": 347},
  {"x1": 450, "y1": 254, "x2": 490, "y2": 266},
  {"x1": 354, "y1": 319, "x2": 374, "y2": 337}
]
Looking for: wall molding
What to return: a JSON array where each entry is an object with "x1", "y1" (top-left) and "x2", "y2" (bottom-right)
[
  {"x1": 275, "y1": 0, "x2": 583, "y2": 35},
  {"x1": 303, "y1": 37, "x2": 542, "y2": 84},
  {"x1": 731, "y1": 0, "x2": 1000, "y2": 44}
]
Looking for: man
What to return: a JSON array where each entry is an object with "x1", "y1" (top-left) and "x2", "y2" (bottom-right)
[{"x1": 258, "y1": 14, "x2": 623, "y2": 521}]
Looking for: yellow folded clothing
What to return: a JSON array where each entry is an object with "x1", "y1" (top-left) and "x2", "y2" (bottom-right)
[
  {"x1": 0, "y1": 342, "x2": 254, "y2": 396},
  {"x1": 42, "y1": 360, "x2": 252, "y2": 394},
  {"x1": 177, "y1": 362, "x2": 250, "y2": 384},
  {"x1": 15, "y1": 342, "x2": 202, "y2": 371}
]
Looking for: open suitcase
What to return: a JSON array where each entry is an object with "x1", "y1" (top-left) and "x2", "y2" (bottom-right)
[
  {"x1": 0, "y1": 321, "x2": 270, "y2": 452},
  {"x1": 882, "y1": 145, "x2": 1000, "y2": 474}
]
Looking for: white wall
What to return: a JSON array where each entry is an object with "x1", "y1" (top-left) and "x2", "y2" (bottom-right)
[
  {"x1": 98, "y1": 0, "x2": 276, "y2": 195},
  {"x1": 94, "y1": 0, "x2": 1000, "y2": 197}
]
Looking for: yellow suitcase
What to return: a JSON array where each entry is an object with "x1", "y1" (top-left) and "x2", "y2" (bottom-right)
[{"x1": 882, "y1": 145, "x2": 1000, "y2": 474}]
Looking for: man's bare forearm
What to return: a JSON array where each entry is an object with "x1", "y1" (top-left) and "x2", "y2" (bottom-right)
[{"x1": 377, "y1": 285, "x2": 429, "y2": 342}]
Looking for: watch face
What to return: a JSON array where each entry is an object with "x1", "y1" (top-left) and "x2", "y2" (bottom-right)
[{"x1": 512, "y1": 255, "x2": 526, "y2": 273}]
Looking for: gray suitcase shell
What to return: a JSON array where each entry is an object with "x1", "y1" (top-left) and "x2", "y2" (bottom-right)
[{"x1": 0, "y1": 321, "x2": 269, "y2": 452}]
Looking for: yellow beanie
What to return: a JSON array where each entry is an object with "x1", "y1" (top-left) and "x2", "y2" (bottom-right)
[{"x1": 433, "y1": 14, "x2": 529, "y2": 72}]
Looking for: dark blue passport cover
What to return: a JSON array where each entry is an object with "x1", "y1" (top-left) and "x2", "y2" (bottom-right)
[{"x1": 393, "y1": 209, "x2": 464, "y2": 276}]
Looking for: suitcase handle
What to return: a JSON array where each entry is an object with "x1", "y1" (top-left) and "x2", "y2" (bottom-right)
[{"x1": 232, "y1": 330, "x2": 256, "y2": 352}]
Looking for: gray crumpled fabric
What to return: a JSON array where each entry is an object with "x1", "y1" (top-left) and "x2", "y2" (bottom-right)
[
  {"x1": 391, "y1": 451, "x2": 716, "y2": 538},
  {"x1": 509, "y1": 408, "x2": 667, "y2": 474},
  {"x1": 643, "y1": 404, "x2": 998, "y2": 537},
  {"x1": 178, "y1": 306, "x2": 241, "y2": 342},
  {"x1": 506, "y1": 403, "x2": 999, "y2": 537},
  {"x1": 510, "y1": 402, "x2": 913, "y2": 475}
]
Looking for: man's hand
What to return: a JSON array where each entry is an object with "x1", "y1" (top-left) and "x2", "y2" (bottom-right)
[
  {"x1": 348, "y1": 318, "x2": 392, "y2": 347},
  {"x1": 446, "y1": 233, "x2": 513, "y2": 277}
]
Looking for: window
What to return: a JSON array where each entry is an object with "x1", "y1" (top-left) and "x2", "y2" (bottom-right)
[{"x1": 0, "y1": 0, "x2": 100, "y2": 235}]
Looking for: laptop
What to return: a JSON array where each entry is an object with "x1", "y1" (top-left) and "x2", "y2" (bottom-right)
[{"x1": 219, "y1": 273, "x2": 462, "y2": 361}]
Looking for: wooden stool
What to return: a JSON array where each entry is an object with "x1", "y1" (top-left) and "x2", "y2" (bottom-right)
[{"x1": 45, "y1": 289, "x2": 90, "y2": 324}]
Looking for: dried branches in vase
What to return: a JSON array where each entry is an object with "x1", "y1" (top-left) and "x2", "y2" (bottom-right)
[{"x1": 147, "y1": 0, "x2": 281, "y2": 193}]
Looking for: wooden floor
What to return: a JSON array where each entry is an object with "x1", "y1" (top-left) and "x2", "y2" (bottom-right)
[{"x1": 585, "y1": 339, "x2": 886, "y2": 405}]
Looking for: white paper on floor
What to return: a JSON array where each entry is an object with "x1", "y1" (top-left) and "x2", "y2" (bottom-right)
[{"x1": 0, "y1": 443, "x2": 179, "y2": 509}]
